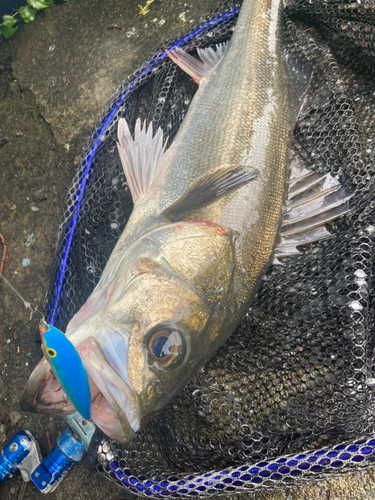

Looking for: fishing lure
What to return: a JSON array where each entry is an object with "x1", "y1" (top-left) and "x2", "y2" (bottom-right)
[
  {"x1": 0, "y1": 266, "x2": 91, "y2": 420},
  {"x1": 40, "y1": 323, "x2": 92, "y2": 420}
]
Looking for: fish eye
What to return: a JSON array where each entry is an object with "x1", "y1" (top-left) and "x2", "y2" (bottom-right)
[
  {"x1": 147, "y1": 328, "x2": 184, "y2": 369},
  {"x1": 46, "y1": 348, "x2": 57, "y2": 358}
]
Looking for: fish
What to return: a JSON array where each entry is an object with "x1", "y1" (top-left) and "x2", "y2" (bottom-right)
[
  {"x1": 20, "y1": 0, "x2": 352, "y2": 444},
  {"x1": 38, "y1": 323, "x2": 92, "y2": 420}
]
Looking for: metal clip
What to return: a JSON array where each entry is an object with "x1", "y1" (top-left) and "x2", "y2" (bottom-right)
[
  {"x1": 18, "y1": 435, "x2": 42, "y2": 482},
  {"x1": 65, "y1": 412, "x2": 96, "y2": 451}
]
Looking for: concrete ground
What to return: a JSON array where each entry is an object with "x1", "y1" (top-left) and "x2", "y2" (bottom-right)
[{"x1": 0, "y1": 0, "x2": 375, "y2": 498}]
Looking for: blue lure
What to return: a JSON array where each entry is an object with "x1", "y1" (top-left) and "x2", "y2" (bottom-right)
[{"x1": 41, "y1": 324, "x2": 91, "y2": 420}]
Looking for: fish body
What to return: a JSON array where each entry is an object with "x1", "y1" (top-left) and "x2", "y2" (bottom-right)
[
  {"x1": 115, "y1": 0, "x2": 292, "y2": 314},
  {"x1": 21, "y1": 0, "x2": 319, "y2": 443}
]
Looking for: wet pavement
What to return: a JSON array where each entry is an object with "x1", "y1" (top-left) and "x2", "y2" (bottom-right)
[{"x1": 0, "y1": 0, "x2": 375, "y2": 498}]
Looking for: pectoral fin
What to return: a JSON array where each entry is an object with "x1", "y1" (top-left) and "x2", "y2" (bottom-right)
[
  {"x1": 117, "y1": 118, "x2": 170, "y2": 203},
  {"x1": 162, "y1": 166, "x2": 258, "y2": 221}
]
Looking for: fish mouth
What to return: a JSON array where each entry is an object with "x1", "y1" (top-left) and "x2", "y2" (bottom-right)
[
  {"x1": 20, "y1": 357, "x2": 76, "y2": 416},
  {"x1": 78, "y1": 334, "x2": 140, "y2": 442},
  {"x1": 21, "y1": 332, "x2": 140, "y2": 444}
]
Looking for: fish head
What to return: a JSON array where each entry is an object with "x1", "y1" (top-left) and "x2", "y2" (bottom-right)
[{"x1": 21, "y1": 221, "x2": 235, "y2": 443}]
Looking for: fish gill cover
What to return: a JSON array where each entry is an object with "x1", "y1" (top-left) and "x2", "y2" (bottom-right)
[{"x1": 43, "y1": 0, "x2": 375, "y2": 494}]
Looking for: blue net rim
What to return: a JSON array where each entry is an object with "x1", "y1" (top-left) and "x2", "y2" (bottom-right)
[{"x1": 100, "y1": 436, "x2": 375, "y2": 496}]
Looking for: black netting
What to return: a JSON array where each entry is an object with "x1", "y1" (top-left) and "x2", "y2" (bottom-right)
[{"x1": 44, "y1": 0, "x2": 375, "y2": 494}]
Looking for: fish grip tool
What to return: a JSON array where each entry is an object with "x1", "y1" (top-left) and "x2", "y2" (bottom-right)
[
  {"x1": 42, "y1": 0, "x2": 375, "y2": 495},
  {"x1": 0, "y1": 413, "x2": 95, "y2": 493}
]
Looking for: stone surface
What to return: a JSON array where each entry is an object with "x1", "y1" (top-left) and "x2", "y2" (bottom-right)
[
  {"x1": 1, "y1": 0, "x2": 375, "y2": 499},
  {"x1": 4, "y1": 0, "x2": 219, "y2": 147}
]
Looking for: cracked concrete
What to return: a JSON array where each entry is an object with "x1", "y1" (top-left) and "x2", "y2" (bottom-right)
[{"x1": 1, "y1": 0, "x2": 375, "y2": 498}]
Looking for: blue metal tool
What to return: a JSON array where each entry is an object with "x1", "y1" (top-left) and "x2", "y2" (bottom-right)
[
  {"x1": 30, "y1": 428, "x2": 86, "y2": 493},
  {"x1": 0, "y1": 430, "x2": 41, "y2": 483},
  {"x1": 0, "y1": 413, "x2": 95, "y2": 493}
]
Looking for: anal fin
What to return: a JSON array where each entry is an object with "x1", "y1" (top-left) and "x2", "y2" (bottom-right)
[
  {"x1": 274, "y1": 151, "x2": 353, "y2": 263},
  {"x1": 281, "y1": 201, "x2": 352, "y2": 237}
]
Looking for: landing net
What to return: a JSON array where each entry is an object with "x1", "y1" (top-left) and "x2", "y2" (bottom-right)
[{"x1": 44, "y1": 0, "x2": 375, "y2": 494}]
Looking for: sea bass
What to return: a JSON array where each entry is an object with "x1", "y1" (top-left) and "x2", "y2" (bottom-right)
[{"x1": 21, "y1": 0, "x2": 351, "y2": 443}]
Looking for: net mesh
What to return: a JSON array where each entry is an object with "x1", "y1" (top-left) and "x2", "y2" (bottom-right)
[{"x1": 44, "y1": 0, "x2": 375, "y2": 494}]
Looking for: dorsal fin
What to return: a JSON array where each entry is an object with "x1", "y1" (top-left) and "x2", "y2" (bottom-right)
[
  {"x1": 273, "y1": 153, "x2": 353, "y2": 265},
  {"x1": 166, "y1": 42, "x2": 229, "y2": 84},
  {"x1": 117, "y1": 118, "x2": 170, "y2": 203}
]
